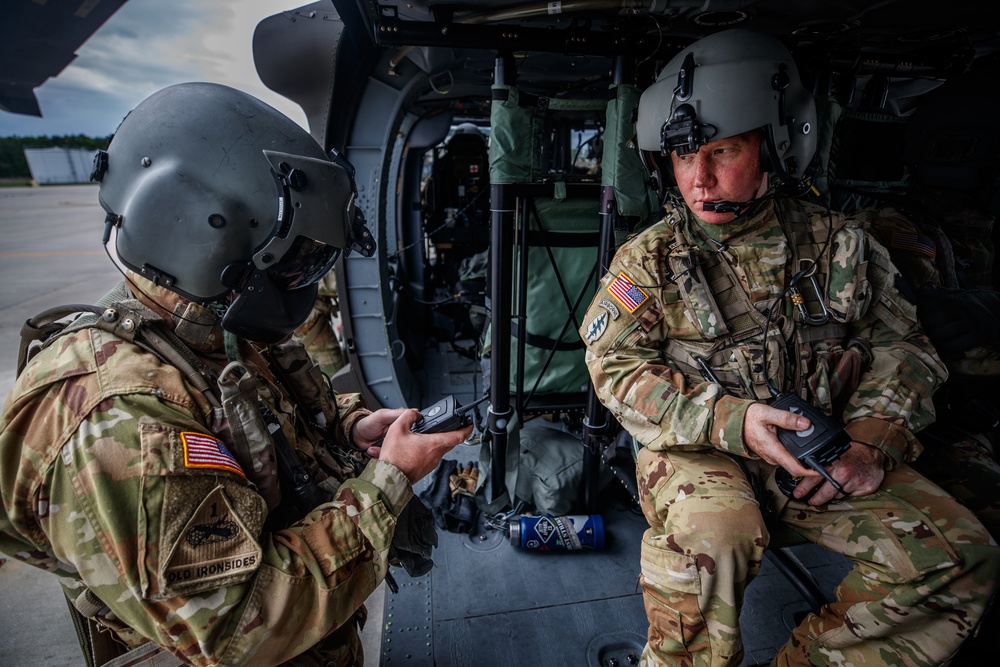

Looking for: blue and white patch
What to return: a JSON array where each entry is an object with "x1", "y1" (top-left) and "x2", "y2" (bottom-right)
[
  {"x1": 585, "y1": 309, "x2": 609, "y2": 343},
  {"x1": 598, "y1": 298, "x2": 620, "y2": 320}
]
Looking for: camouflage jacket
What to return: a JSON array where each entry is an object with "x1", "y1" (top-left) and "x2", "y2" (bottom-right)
[
  {"x1": 580, "y1": 197, "x2": 948, "y2": 468},
  {"x1": 0, "y1": 276, "x2": 413, "y2": 666},
  {"x1": 859, "y1": 204, "x2": 1000, "y2": 378}
]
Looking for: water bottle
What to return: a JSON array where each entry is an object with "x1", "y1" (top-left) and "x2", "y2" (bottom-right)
[{"x1": 508, "y1": 514, "x2": 605, "y2": 551}]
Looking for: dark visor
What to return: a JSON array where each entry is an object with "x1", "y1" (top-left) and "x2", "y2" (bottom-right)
[{"x1": 267, "y1": 235, "x2": 341, "y2": 291}]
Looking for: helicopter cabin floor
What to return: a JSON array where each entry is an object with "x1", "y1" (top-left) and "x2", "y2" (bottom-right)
[{"x1": 380, "y1": 336, "x2": 854, "y2": 666}]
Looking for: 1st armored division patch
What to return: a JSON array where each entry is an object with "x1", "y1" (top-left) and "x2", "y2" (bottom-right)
[{"x1": 162, "y1": 485, "x2": 262, "y2": 596}]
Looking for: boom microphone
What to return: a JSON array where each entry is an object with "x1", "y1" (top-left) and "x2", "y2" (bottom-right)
[{"x1": 702, "y1": 199, "x2": 754, "y2": 214}]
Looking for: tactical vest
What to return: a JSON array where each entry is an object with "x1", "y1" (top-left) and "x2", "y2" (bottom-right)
[
  {"x1": 659, "y1": 198, "x2": 877, "y2": 406},
  {"x1": 16, "y1": 283, "x2": 359, "y2": 667}
]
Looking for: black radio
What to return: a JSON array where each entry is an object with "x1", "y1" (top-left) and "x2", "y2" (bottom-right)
[{"x1": 771, "y1": 392, "x2": 850, "y2": 498}]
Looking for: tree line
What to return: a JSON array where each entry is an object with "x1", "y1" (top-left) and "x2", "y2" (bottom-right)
[{"x1": 0, "y1": 135, "x2": 111, "y2": 180}]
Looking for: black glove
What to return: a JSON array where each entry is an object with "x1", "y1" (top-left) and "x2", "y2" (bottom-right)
[
  {"x1": 390, "y1": 496, "x2": 437, "y2": 577},
  {"x1": 418, "y1": 460, "x2": 458, "y2": 531},
  {"x1": 917, "y1": 285, "x2": 1000, "y2": 356}
]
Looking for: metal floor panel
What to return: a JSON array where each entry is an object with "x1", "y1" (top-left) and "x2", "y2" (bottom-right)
[
  {"x1": 381, "y1": 503, "x2": 649, "y2": 666},
  {"x1": 389, "y1": 340, "x2": 857, "y2": 666}
]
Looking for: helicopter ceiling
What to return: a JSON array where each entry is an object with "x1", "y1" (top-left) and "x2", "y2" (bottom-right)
[{"x1": 349, "y1": 0, "x2": 1000, "y2": 117}]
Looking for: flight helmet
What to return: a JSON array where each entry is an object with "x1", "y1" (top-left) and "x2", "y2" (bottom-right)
[
  {"x1": 637, "y1": 29, "x2": 817, "y2": 192},
  {"x1": 91, "y1": 82, "x2": 374, "y2": 343}
]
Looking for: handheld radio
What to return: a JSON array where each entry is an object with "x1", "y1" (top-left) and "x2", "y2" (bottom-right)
[
  {"x1": 369, "y1": 395, "x2": 485, "y2": 449},
  {"x1": 770, "y1": 392, "x2": 850, "y2": 497}
]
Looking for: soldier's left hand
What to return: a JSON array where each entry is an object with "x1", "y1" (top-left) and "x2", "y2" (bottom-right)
[{"x1": 793, "y1": 441, "x2": 887, "y2": 506}]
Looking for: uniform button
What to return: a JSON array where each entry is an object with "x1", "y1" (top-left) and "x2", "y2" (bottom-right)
[{"x1": 752, "y1": 363, "x2": 762, "y2": 373}]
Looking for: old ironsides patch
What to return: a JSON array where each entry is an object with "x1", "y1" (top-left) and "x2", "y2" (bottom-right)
[{"x1": 163, "y1": 486, "x2": 262, "y2": 595}]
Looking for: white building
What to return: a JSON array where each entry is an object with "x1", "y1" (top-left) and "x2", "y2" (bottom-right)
[{"x1": 23, "y1": 147, "x2": 98, "y2": 185}]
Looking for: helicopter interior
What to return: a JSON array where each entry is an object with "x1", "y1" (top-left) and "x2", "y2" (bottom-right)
[
  {"x1": 250, "y1": 0, "x2": 1000, "y2": 498},
  {"x1": 246, "y1": 2, "x2": 1000, "y2": 664},
  {"x1": 2, "y1": 1, "x2": 998, "y2": 665}
]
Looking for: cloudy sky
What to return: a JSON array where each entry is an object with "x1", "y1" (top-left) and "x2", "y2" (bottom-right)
[{"x1": 0, "y1": 0, "x2": 311, "y2": 137}]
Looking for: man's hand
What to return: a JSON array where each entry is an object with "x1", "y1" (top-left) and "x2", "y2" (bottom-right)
[
  {"x1": 744, "y1": 403, "x2": 819, "y2": 480},
  {"x1": 361, "y1": 409, "x2": 472, "y2": 484},
  {"x1": 745, "y1": 404, "x2": 887, "y2": 506},
  {"x1": 790, "y1": 441, "x2": 887, "y2": 506}
]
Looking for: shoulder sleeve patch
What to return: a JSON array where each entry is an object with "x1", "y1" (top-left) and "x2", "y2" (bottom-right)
[
  {"x1": 584, "y1": 308, "x2": 611, "y2": 344},
  {"x1": 890, "y1": 228, "x2": 937, "y2": 259},
  {"x1": 180, "y1": 432, "x2": 244, "y2": 477},
  {"x1": 608, "y1": 272, "x2": 649, "y2": 313},
  {"x1": 161, "y1": 486, "x2": 262, "y2": 597}
]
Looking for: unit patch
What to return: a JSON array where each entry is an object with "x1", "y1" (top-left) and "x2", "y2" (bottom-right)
[
  {"x1": 608, "y1": 272, "x2": 649, "y2": 312},
  {"x1": 180, "y1": 431, "x2": 244, "y2": 477},
  {"x1": 163, "y1": 486, "x2": 261, "y2": 594},
  {"x1": 585, "y1": 309, "x2": 609, "y2": 343},
  {"x1": 598, "y1": 298, "x2": 620, "y2": 320}
]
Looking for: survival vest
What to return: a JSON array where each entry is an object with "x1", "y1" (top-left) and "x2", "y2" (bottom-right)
[{"x1": 658, "y1": 197, "x2": 891, "y2": 408}]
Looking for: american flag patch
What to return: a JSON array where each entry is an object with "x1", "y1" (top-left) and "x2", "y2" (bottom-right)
[
  {"x1": 180, "y1": 432, "x2": 244, "y2": 477},
  {"x1": 609, "y1": 272, "x2": 648, "y2": 312},
  {"x1": 891, "y1": 229, "x2": 936, "y2": 259}
]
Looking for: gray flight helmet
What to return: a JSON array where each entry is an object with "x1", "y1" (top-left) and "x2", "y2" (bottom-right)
[
  {"x1": 637, "y1": 29, "x2": 817, "y2": 183},
  {"x1": 91, "y1": 82, "x2": 374, "y2": 343}
]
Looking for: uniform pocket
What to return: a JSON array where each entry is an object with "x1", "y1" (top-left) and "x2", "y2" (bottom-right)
[
  {"x1": 639, "y1": 533, "x2": 705, "y2": 661},
  {"x1": 808, "y1": 487, "x2": 962, "y2": 650}
]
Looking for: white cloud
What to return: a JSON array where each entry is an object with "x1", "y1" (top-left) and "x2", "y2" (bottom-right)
[{"x1": 0, "y1": 0, "x2": 309, "y2": 137}]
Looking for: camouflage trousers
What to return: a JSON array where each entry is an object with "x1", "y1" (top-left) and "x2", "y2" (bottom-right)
[
  {"x1": 635, "y1": 447, "x2": 1000, "y2": 667},
  {"x1": 914, "y1": 432, "x2": 1000, "y2": 541},
  {"x1": 281, "y1": 607, "x2": 366, "y2": 667},
  {"x1": 913, "y1": 431, "x2": 1000, "y2": 665}
]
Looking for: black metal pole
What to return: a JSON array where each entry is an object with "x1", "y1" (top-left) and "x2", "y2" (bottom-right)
[
  {"x1": 581, "y1": 53, "x2": 632, "y2": 512},
  {"x1": 487, "y1": 52, "x2": 516, "y2": 504}
]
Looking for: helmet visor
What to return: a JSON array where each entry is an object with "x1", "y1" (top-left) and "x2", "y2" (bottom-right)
[
  {"x1": 253, "y1": 150, "x2": 355, "y2": 287},
  {"x1": 267, "y1": 235, "x2": 341, "y2": 291}
]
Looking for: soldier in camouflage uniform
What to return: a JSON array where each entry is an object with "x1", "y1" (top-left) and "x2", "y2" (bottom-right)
[
  {"x1": 581, "y1": 30, "x2": 1000, "y2": 666},
  {"x1": 0, "y1": 83, "x2": 470, "y2": 667}
]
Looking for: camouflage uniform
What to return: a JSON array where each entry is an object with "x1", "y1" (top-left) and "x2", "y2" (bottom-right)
[
  {"x1": 0, "y1": 275, "x2": 412, "y2": 666},
  {"x1": 295, "y1": 271, "x2": 346, "y2": 379},
  {"x1": 860, "y1": 205, "x2": 1000, "y2": 530},
  {"x1": 861, "y1": 203, "x2": 1000, "y2": 665},
  {"x1": 581, "y1": 197, "x2": 1000, "y2": 666}
]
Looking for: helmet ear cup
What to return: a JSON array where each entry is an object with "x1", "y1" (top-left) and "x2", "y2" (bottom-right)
[
  {"x1": 759, "y1": 131, "x2": 774, "y2": 173},
  {"x1": 640, "y1": 150, "x2": 675, "y2": 202}
]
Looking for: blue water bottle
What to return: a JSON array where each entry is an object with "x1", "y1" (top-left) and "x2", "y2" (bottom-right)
[{"x1": 509, "y1": 514, "x2": 605, "y2": 551}]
